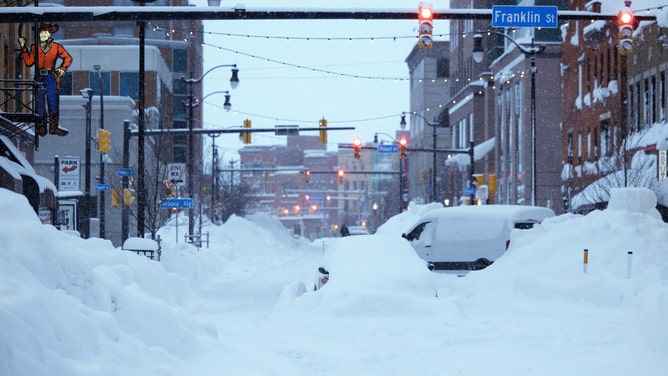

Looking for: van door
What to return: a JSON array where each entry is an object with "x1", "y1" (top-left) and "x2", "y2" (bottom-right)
[{"x1": 404, "y1": 221, "x2": 435, "y2": 262}]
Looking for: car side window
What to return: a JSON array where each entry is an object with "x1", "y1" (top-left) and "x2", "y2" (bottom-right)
[{"x1": 405, "y1": 222, "x2": 430, "y2": 241}]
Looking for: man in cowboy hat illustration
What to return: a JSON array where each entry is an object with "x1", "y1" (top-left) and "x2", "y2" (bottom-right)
[{"x1": 18, "y1": 23, "x2": 72, "y2": 136}]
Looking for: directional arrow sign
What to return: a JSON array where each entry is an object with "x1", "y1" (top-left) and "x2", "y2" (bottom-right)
[
  {"x1": 161, "y1": 198, "x2": 194, "y2": 209},
  {"x1": 492, "y1": 5, "x2": 558, "y2": 28}
]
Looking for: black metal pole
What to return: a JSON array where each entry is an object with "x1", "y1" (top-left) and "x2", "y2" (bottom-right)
[
  {"x1": 96, "y1": 67, "x2": 106, "y2": 238},
  {"x1": 84, "y1": 93, "x2": 92, "y2": 238},
  {"x1": 136, "y1": 19, "x2": 146, "y2": 237},
  {"x1": 122, "y1": 120, "x2": 130, "y2": 244},
  {"x1": 187, "y1": 79, "x2": 195, "y2": 236},
  {"x1": 469, "y1": 140, "x2": 475, "y2": 204},
  {"x1": 432, "y1": 124, "x2": 437, "y2": 203},
  {"x1": 530, "y1": 38, "x2": 537, "y2": 206}
]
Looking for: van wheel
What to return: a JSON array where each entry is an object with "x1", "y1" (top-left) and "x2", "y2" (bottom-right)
[{"x1": 472, "y1": 258, "x2": 492, "y2": 270}]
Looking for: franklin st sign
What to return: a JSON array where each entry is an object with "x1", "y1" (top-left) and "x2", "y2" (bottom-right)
[{"x1": 492, "y1": 5, "x2": 558, "y2": 28}]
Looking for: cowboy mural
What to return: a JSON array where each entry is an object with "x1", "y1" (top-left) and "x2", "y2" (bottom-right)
[{"x1": 18, "y1": 23, "x2": 72, "y2": 137}]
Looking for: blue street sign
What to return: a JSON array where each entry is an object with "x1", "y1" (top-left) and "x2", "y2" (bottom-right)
[
  {"x1": 464, "y1": 187, "x2": 476, "y2": 196},
  {"x1": 161, "y1": 198, "x2": 194, "y2": 209},
  {"x1": 116, "y1": 168, "x2": 135, "y2": 177},
  {"x1": 95, "y1": 183, "x2": 110, "y2": 191},
  {"x1": 377, "y1": 144, "x2": 399, "y2": 154},
  {"x1": 492, "y1": 5, "x2": 558, "y2": 28}
]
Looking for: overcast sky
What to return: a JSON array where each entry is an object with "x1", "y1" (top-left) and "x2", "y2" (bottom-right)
[
  {"x1": 184, "y1": 0, "x2": 447, "y2": 161},
  {"x1": 185, "y1": 0, "x2": 664, "y2": 163}
]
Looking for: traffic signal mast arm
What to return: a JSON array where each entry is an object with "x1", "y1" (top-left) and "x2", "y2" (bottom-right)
[
  {"x1": 0, "y1": 6, "x2": 656, "y2": 23},
  {"x1": 128, "y1": 126, "x2": 354, "y2": 136}
]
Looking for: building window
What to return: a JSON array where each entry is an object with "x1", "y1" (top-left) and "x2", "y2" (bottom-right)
[
  {"x1": 600, "y1": 121, "x2": 610, "y2": 157},
  {"x1": 59, "y1": 72, "x2": 73, "y2": 95},
  {"x1": 437, "y1": 58, "x2": 449, "y2": 78},
  {"x1": 89, "y1": 71, "x2": 110, "y2": 96},
  {"x1": 173, "y1": 49, "x2": 188, "y2": 73},
  {"x1": 120, "y1": 72, "x2": 139, "y2": 100}
]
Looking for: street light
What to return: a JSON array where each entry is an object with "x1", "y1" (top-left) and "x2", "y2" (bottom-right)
[
  {"x1": 208, "y1": 133, "x2": 220, "y2": 224},
  {"x1": 182, "y1": 65, "x2": 238, "y2": 237},
  {"x1": 473, "y1": 31, "x2": 544, "y2": 206},
  {"x1": 401, "y1": 111, "x2": 449, "y2": 203},
  {"x1": 93, "y1": 64, "x2": 106, "y2": 238},
  {"x1": 80, "y1": 88, "x2": 94, "y2": 238}
]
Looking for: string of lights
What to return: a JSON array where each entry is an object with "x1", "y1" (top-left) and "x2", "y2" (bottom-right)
[
  {"x1": 148, "y1": 22, "x2": 453, "y2": 43},
  {"x1": 201, "y1": 42, "x2": 410, "y2": 81}
]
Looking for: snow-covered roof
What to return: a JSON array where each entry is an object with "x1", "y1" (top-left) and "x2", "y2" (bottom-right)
[{"x1": 445, "y1": 137, "x2": 495, "y2": 169}]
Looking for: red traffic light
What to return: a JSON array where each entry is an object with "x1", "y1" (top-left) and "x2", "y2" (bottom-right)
[
  {"x1": 338, "y1": 169, "x2": 345, "y2": 178},
  {"x1": 418, "y1": 3, "x2": 433, "y2": 20},
  {"x1": 399, "y1": 138, "x2": 408, "y2": 147},
  {"x1": 353, "y1": 137, "x2": 362, "y2": 159},
  {"x1": 618, "y1": 9, "x2": 633, "y2": 25}
]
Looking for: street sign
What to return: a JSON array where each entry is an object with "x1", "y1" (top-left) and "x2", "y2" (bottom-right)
[
  {"x1": 167, "y1": 163, "x2": 187, "y2": 187},
  {"x1": 95, "y1": 183, "x2": 110, "y2": 191},
  {"x1": 58, "y1": 157, "x2": 80, "y2": 192},
  {"x1": 377, "y1": 144, "x2": 399, "y2": 154},
  {"x1": 464, "y1": 187, "x2": 476, "y2": 196},
  {"x1": 161, "y1": 198, "x2": 194, "y2": 209},
  {"x1": 116, "y1": 168, "x2": 135, "y2": 177},
  {"x1": 492, "y1": 5, "x2": 558, "y2": 28}
]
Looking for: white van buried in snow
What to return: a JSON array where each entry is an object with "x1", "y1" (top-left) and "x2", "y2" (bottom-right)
[{"x1": 402, "y1": 205, "x2": 555, "y2": 273}]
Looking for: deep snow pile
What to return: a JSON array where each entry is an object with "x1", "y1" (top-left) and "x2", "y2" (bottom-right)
[{"x1": 1, "y1": 187, "x2": 667, "y2": 375}]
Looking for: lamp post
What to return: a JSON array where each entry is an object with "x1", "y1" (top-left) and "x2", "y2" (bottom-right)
[
  {"x1": 473, "y1": 31, "x2": 544, "y2": 206},
  {"x1": 94, "y1": 65, "x2": 106, "y2": 238},
  {"x1": 182, "y1": 65, "x2": 238, "y2": 236},
  {"x1": 208, "y1": 133, "x2": 220, "y2": 224},
  {"x1": 80, "y1": 88, "x2": 94, "y2": 238},
  {"x1": 401, "y1": 111, "x2": 448, "y2": 203}
]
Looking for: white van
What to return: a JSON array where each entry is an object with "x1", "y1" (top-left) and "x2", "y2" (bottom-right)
[{"x1": 402, "y1": 205, "x2": 554, "y2": 273}]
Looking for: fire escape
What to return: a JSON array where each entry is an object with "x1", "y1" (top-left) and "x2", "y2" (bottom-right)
[{"x1": 0, "y1": 78, "x2": 43, "y2": 148}]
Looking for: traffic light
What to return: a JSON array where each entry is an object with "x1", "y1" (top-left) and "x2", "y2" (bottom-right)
[
  {"x1": 337, "y1": 169, "x2": 345, "y2": 183},
  {"x1": 111, "y1": 188, "x2": 121, "y2": 208},
  {"x1": 242, "y1": 119, "x2": 252, "y2": 144},
  {"x1": 163, "y1": 181, "x2": 173, "y2": 197},
  {"x1": 319, "y1": 118, "x2": 328, "y2": 144},
  {"x1": 617, "y1": 6, "x2": 635, "y2": 54},
  {"x1": 111, "y1": 188, "x2": 135, "y2": 208},
  {"x1": 304, "y1": 169, "x2": 311, "y2": 183},
  {"x1": 418, "y1": 2, "x2": 434, "y2": 49},
  {"x1": 399, "y1": 138, "x2": 408, "y2": 159},
  {"x1": 123, "y1": 188, "x2": 135, "y2": 207},
  {"x1": 473, "y1": 174, "x2": 485, "y2": 188},
  {"x1": 98, "y1": 129, "x2": 112, "y2": 154},
  {"x1": 418, "y1": 169, "x2": 426, "y2": 184},
  {"x1": 352, "y1": 137, "x2": 362, "y2": 159}
]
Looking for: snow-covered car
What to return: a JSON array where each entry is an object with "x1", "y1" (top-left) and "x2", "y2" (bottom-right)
[
  {"x1": 312, "y1": 234, "x2": 435, "y2": 294},
  {"x1": 347, "y1": 226, "x2": 370, "y2": 236},
  {"x1": 402, "y1": 205, "x2": 554, "y2": 273}
]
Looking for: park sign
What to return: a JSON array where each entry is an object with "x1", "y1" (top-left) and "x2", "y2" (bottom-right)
[{"x1": 492, "y1": 5, "x2": 558, "y2": 28}]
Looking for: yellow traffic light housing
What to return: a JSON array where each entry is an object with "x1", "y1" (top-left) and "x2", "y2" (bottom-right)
[
  {"x1": 243, "y1": 119, "x2": 252, "y2": 144},
  {"x1": 418, "y1": 2, "x2": 434, "y2": 49},
  {"x1": 98, "y1": 129, "x2": 112, "y2": 154},
  {"x1": 399, "y1": 138, "x2": 408, "y2": 159},
  {"x1": 319, "y1": 118, "x2": 328, "y2": 144},
  {"x1": 353, "y1": 137, "x2": 362, "y2": 159}
]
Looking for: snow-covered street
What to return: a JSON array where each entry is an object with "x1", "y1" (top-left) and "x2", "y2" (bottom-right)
[{"x1": 1, "y1": 187, "x2": 667, "y2": 375}]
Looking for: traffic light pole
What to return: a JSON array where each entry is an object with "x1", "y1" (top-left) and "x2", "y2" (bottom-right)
[{"x1": 122, "y1": 120, "x2": 130, "y2": 244}]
